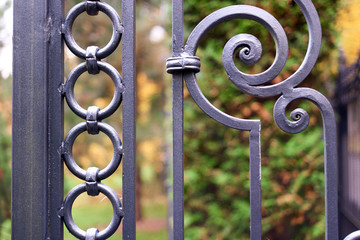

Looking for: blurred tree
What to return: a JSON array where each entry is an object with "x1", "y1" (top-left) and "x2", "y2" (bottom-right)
[
  {"x1": 0, "y1": 0, "x2": 10, "y2": 49},
  {"x1": 0, "y1": 0, "x2": 11, "y2": 238},
  {"x1": 0, "y1": 76, "x2": 11, "y2": 238},
  {"x1": 336, "y1": 0, "x2": 360, "y2": 65},
  {"x1": 182, "y1": 0, "x2": 339, "y2": 239}
]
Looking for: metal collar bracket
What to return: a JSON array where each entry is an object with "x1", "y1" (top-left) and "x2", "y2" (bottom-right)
[{"x1": 166, "y1": 54, "x2": 201, "y2": 74}]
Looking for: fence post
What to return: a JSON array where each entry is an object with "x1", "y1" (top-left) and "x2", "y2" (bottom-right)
[{"x1": 12, "y1": 0, "x2": 64, "y2": 239}]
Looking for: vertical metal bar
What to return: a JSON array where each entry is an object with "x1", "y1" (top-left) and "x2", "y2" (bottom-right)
[
  {"x1": 324, "y1": 109, "x2": 339, "y2": 240},
  {"x1": 12, "y1": 0, "x2": 64, "y2": 239},
  {"x1": 47, "y1": 0, "x2": 64, "y2": 238},
  {"x1": 122, "y1": 0, "x2": 136, "y2": 239},
  {"x1": 338, "y1": 102, "x2": 348, "y2": 237},
  {"x1": 172, "y1": 0, "x2": 184, "y2": 239},
  {"x1": 249, "y1": 127, "x2": 262, "y2": 240},
  {"x1": 172, "y1": 71, "x2": 184, "y2": 240}
]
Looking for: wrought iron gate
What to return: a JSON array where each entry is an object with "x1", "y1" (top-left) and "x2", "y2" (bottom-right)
[
  {"x1": 166, "y1": 0, "x2": 339, "y2": 239},
  {"x1": 13, "y1": 0, "x2": 136, "y2": 239},
  {"x1": 11, "y1": 0, "x2": 356, "y2": 239},
  {"x1": 336, "y1": 52, "x2": 360, "y2": 239}
]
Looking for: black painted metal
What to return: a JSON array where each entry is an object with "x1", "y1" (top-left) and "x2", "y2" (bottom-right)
[
  {"x1": 12, "y1": 0, "x2": 64, "y2": 239},
  {"x1": 61, "y1": 1, "x2": 124, "y2": 239},
  {"x1": 62, "y1": 1, "x2": 123, "y2": 60},
  {"x1": 122, "y1": 0, "x2": 137, "y2": 239},
  {"x1": 62, "y1": 61, "x2": 124, "y2": 120},
  {"x1": 171, "y1": 0, "x2": 185, "y2": 238},
  {"x1": 62, "y1": 183, "x2": 123, "y2": 239},
  {"x1": 167, "y1": 0, "x2": 339, "y2": 239},
  {"x1": 62, "y1": 122, "x2": 123, "y2": 180},
  {"x1": 12, "y1": 0, "x2": 343, "y2": 239}
]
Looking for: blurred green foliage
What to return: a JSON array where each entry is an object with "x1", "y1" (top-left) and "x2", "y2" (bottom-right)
[
  {"x1": 0, "y1": 114, "x2": 11, "y2": 238},
  {"x1": 182, "y1": 0, "x2": 338, "y2": 239},
  {"x1": 0, "y1": 1, "x2": 11, "y2": 237},
  {"x1": 63, "y1": 194, "x2": 168, "y2": 239}
]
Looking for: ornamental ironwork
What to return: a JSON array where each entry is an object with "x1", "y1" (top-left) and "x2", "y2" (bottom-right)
[
  {"x1": 167, "y1": 0, "x2": 338, "y2": 239},
  {"x1": 60, "y1": 0, "x2": 124, "y2": 239},
  {"x1": 12, "y1": 0, "x2": 354, "y2": 239}
]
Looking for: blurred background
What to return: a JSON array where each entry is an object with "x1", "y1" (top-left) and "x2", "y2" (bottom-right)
[{"x1": 1, "y1": 0, "x2": 360, "y2": 239}]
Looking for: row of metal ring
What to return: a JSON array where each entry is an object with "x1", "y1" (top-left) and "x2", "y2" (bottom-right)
[{"x1": 61, "y1": 1, "x2": 124, "y2": 239}]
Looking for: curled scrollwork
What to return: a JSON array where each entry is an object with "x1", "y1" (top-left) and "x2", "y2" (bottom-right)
[
  {"x1": 182, "y1": 0, "x2": 322, "y2": 130},
  {"x1": 174, "y1": 0, "x2": 339, "y2": 238},
  {"x1": 273, "y1": 88, "x2": 335, "y2": 134},
  {"x1": 273, "y1": 88, "x2": 338, "y2": 240},
  {"x1": 184, "y1": 0, "x2": 322, "y2": 100},
  {"x1": 274, "y1": 106, "x2": 309, "y2": 134},
  {"x1": 223, "y1": 34, "x2": 263, "y2": 67},
  {"x1": 222, "y1": 27, "x2": 287, "y2": 87}
]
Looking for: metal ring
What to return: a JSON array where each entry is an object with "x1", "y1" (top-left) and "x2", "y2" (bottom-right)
[
  {"x1": 63, "y1": 122, "x2": 122, "y2": 180},
  {"x1": 63, "y1": 1, "x2": 124, "y2": 59},
  {"x1": 64, "y1": 62, "x2": 124, "y2": 120},
  {"x1": 63, "y1": 183, "x2": 123, "y2": 240}
]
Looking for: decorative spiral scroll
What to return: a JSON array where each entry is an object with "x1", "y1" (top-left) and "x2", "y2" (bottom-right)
[
  {"x1": 165, "y1": 0, "x2": 325, "y2": 132},
  {"x1": 224, "y1": 34, "x2": 263, "y2": 67},
  {"x1": 274, "y1": 106, "x2": 309, "y2": 134},
  {"x1": 222, "y1": 26, "x2": 287, "y2": 86},
  {"x1": 167, "y1": 0, "x2": 339, "y2": 238},
  {"x1": 184, "y1": 0, "x2": 321, "y2": 99},
  {"x1": 181, "y1": 0, "x2": 322, "y2": 131},
  {"x1": 273, "y1": 88, "x2": 334, "y2": 134}
]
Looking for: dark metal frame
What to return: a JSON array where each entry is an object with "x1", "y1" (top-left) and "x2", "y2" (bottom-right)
[
  {"x1": 12, "y1": 0, "x2": 64, "y2": 238},
  {"x1": 12, "y1": 0, "x2": 136, "y2": 239},
  {"x1": 11, "y1": 0, "x2": 348, "y2": 239}
]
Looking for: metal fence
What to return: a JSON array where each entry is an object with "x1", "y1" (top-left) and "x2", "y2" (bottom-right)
[
  {"x1": 336, "y1": 52, "x2": 360, "y2": 239},
  {"x1": 60, "y1": 2, "x2": 125, "y2": 239},
  {"x1": 11, "y1": 0, "x2": 359, "y2": 239},
  {"x1": 167, "y1": 0, "x2": 339, "y2": 239},
  {"x1": 12, "y1": 0, "x2": 136, "y2": 239}
]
